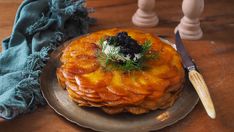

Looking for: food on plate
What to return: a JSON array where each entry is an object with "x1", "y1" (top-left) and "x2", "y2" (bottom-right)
[{"x1": 56, "y1": 28, "x2": 184, "y2": 114}]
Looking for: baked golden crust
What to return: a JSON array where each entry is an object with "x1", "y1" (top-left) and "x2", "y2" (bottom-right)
[{"x1": 57, "y1": 28, "x2": 185, "y2": 114}]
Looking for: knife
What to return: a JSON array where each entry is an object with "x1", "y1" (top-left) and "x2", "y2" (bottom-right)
[{"x1": 175, "y1": 31, "x2": 216, "y2": 119}]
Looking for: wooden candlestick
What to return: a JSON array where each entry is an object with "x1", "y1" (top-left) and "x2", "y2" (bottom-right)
[
  {"x1": 175, "y1": 0, "x2": 204, "y2": 40},
  {"x1": 132, "y1": 0, "x2": 159, "y2": 27}
]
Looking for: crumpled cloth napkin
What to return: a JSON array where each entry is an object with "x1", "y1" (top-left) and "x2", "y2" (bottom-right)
[{"x1": 0, "y1": 0, "x2": 94, "y2": 119}]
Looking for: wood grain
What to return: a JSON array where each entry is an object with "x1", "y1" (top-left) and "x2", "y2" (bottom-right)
[{"x1": 0, "y1": 0, "x2": 234, "y2": 132}]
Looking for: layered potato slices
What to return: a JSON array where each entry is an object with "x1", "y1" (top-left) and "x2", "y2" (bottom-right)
[{"x1": 56, "y1": 28, "x2": 184, "y2": 114}]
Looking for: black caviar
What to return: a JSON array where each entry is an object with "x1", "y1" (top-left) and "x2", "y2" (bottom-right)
[{"x1": 106, "y1": 32, "x2": 143, "y2": 59}]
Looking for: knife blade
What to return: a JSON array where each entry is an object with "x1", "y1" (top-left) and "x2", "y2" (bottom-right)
[
  {"x1": 175, "y1": 31, "x2": 216, "y2": 119},
  {"x1": 175, "y1": 32, "x2": 196, "y2": 71}
]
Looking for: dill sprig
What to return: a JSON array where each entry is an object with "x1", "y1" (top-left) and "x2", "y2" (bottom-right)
[
  {"x1": 99, "y1": 37, "x2": 105, "y2": 46},
  {"x1": 141, "y1": 40, "x2": 159, "y2": 60},
  {"x1": 97, "y1": 39, "x2": 158, "y2": 72},
  {"x1": 142, "y1": 40, "x2": 152, "y2": 53},
  {"x1": 121, "y1": 60, "x2": 142, "y2": 71}
]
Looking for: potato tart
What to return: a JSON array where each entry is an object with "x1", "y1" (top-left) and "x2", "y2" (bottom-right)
[{"x1": 56, "y1": 28, "x2": 185, "y2": 114}]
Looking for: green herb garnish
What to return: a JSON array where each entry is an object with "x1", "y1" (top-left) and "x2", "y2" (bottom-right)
[
  {"x1": 99, "y1": 37, "x2": 105, "y2": 45},
  {"x1": 97, "y1": 33, "x2": 158, "y2": 72},
  {"x1": 142, "y1": 40, "x2": 152, "y2": 53}
]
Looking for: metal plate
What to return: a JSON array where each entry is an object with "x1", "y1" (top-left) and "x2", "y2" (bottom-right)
[{"x1": 40, "y1": 38, "x2": 199, "y2": 132}]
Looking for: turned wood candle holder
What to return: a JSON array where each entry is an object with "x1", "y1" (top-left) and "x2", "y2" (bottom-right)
[
  {"x1": 175, "y1": 0, "x2": 204, "y2": 40},
  {"x1": 132, "y1": 0, "x2": 159, "y2": 27}
]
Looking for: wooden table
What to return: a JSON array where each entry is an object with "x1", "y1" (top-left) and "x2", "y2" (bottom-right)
[{"x1": 0, "y1": 0, "x2": 234, "y2": 131}]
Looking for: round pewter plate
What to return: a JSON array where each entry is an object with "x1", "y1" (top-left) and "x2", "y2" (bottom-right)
[{"x1": 40, "y1": 38, "x2": 199, "y2": 132}]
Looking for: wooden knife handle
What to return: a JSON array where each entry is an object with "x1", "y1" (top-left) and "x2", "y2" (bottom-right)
[{"x1": 188, "y1": 69, "x2": 216, "y2": 119}]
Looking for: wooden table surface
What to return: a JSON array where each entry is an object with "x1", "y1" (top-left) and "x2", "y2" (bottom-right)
[{"x1": 0, "y1": 0, "x2": 234, "y2": 132}]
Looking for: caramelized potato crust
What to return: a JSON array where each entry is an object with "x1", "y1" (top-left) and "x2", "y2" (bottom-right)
[{"x1": 57, "y1": 28, "x2": 184, "y2": 114}]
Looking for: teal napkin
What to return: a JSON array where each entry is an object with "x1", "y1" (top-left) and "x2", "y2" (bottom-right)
[{"x1": 0, "y1": 0, "x2": 94, "y2": 119}]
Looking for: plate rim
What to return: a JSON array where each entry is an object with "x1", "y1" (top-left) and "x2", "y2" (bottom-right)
[{"x1": 40, "y1": 36, "x2": 199, "y2": 132}]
